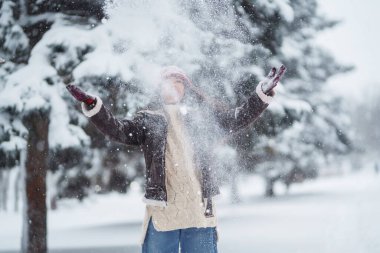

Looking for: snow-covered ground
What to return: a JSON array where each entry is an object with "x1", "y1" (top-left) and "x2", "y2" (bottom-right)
[{"x1": 1, "y1": 167, "x2": 380, "y2": 253}]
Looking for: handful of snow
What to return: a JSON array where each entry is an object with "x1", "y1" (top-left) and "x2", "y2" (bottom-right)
[{"x1": 0, "y1": 57, "x2": 5, "y2": 64}]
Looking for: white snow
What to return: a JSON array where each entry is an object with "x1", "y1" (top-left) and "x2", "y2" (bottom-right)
[
  {"x1": 48, "y1": 89, "x2": 90, "y2": 149},
  {"x1": 269, "y1": 92, "x2": 312, "y2": 116},
  {"x1": 0, "y1": 1, "x2": 368, "y2": 252},
  {"x1": 256, "y1": 0, "x2": 294, "y2": 22},
  {"x1": 1, "y1": 167, "x2": 380, "y2": 252}
]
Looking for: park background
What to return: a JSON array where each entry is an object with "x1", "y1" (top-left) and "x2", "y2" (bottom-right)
[{"x1": 0, "y1": 0, "x2": 379, "y2": 252}]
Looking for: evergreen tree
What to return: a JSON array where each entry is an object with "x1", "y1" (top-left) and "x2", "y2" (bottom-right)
[
  {"x1": 232, "y1": 0, "x2": 353, "y2": 195},
  {"x1": 0, "y1": 1, "x2": 103, "y2": 252}
]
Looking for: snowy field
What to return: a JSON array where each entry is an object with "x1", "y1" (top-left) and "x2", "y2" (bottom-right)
[{"x1": 1, "y1": 167, "x2": 380, "y2": 253}]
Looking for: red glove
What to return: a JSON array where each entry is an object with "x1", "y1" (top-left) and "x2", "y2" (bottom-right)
[
  {"x1": 66, "y1": 84, "x2": 97, "y2": 108},
  {"x1": 260, "y1": 65, "x2": 287, "y2": 95}
]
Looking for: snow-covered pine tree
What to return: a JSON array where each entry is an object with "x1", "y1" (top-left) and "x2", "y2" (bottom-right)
[
  {"x1": 0, "y1": 1, "x2": 104, "y2": 252},
  {"x1": 0, "y1": 1, "x2": 29, "y2": 212},
  {"x1": 232, "y1": 0, "x2": 354, "y2": 196},
  {"x1": 351, "y1": 84, "x2": 379, "y2": 159}
]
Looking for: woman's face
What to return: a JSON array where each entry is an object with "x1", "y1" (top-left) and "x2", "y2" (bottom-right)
[{"x1": 160, "y1": 77, "x2": 185, "y2": 104}]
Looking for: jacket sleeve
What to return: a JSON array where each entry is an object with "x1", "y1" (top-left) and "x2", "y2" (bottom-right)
[
  {"x1": 81, "y1": 96, "x2": 145, "y2": 146},
  {"x1": 216, "y1": 83, "x2": 274, "y2": 133}
]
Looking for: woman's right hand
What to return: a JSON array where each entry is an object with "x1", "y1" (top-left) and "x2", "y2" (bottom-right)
[{"x1": 66, "y1": 84, "x2": 97, "y2": 107}]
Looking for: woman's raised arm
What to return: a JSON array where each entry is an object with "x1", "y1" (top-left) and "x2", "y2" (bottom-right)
[
  {"x1": 66, "y1": 83, "x2": 146, "y2": 146},
  {"x1": 216, "y1": 65, "x2": 286, "y2": 133}
]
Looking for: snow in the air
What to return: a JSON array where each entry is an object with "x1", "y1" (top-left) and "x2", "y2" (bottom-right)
[{"x1": 1, "y1": 0, "x2": 379, "y2": 252}]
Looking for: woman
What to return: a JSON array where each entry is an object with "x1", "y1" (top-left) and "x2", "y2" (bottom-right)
[{"x1": 66, "y1": 65, "x2": 286, "y2": 253}]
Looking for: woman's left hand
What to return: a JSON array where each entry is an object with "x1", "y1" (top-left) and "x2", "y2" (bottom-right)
[{"x1": 260, "y1": 65, "x2": 287, "y2": 95}]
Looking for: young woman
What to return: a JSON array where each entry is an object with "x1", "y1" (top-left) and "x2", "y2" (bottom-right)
[{"x1": 66, "y1": 65, "x2": 286, "y2": 253}]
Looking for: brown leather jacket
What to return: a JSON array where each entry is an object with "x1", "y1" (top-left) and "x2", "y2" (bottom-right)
[{"x1": 81, "y1": 84, "x2": 272, "y2": 217}]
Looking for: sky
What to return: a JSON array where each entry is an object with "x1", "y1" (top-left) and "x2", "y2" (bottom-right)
[{"x1": 316, "y1": 0, "x2": 380, "y2": 102}]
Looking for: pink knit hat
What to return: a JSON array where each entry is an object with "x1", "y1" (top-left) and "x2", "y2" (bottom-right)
[{"x1": 160, "y1": 65, "x2": 193, "y2": 87}]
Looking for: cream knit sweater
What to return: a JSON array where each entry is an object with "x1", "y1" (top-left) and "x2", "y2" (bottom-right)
[{"x1": 139, "y1": 104, "x2": 218, "y2": 245}]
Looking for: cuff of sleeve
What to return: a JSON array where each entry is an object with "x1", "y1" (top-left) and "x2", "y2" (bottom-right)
[
  {"x1": 81, "y1": 95, "x2": 103, "y2": 117},
  {"x1": 256, "y1": 83, "x2": 274, "y2": 104}
]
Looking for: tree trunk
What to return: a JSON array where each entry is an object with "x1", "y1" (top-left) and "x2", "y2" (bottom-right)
[
  {"x1": 15, "y1": 168, "x2": 20, "y2": 212},
  {"x1": 21, "y1": 108, "x2": 50, "y2": 253},
  {"x1": 0, "y1": 170, "x2": 8, "y2": 211},
  {"x1": 265, "y1": 177, "x2": 275, "y2": 197},
  {"x1": 230, "y1": 173, "x2": 241, "y2": 203}
]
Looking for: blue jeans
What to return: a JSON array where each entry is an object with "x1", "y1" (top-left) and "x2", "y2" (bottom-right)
[{"x1": 142, "y1": 217, "x2": 218, "y2": 253}]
